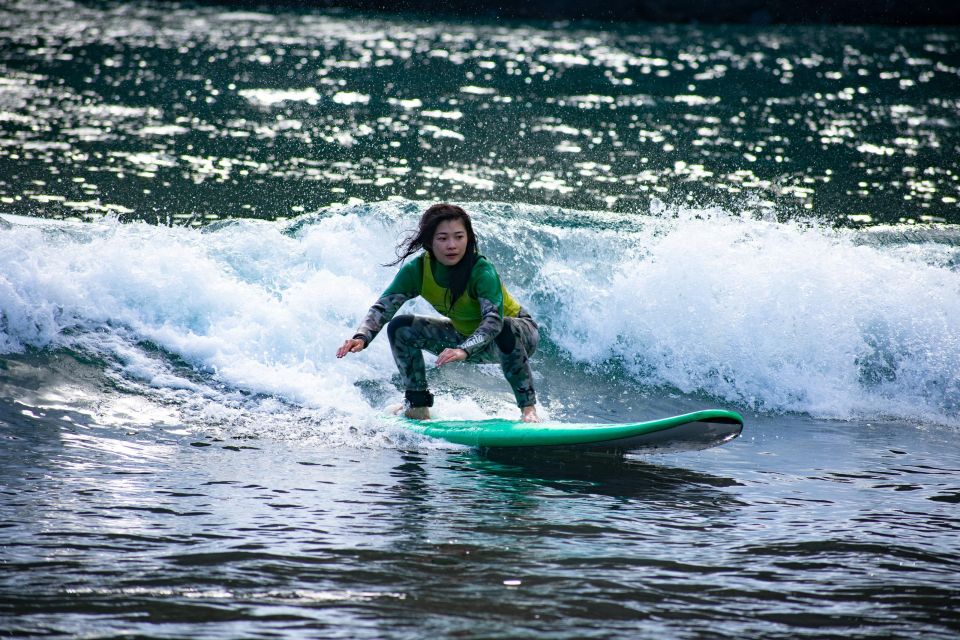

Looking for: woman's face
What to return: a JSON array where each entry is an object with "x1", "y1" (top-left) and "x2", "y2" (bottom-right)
[{"x1": 431, "y1": 218, "x2": 469, "y2": 266}]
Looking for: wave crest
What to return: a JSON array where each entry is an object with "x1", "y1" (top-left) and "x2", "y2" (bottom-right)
[{"x1": 1, "y1": 202, "x2": 958, "y2": 427}]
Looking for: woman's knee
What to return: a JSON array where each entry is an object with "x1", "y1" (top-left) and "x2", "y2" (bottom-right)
[
  {"x1": 494, "y1": 323, "x2": 516, "y2": 354},
  {"x1": 496, "y1": 317, "x2": 538, "y2": 356},
  {"x1": 387, "y1": 315, "x2": 415, "y2": 345}
]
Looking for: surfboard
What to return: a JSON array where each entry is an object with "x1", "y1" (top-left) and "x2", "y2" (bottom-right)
[{"x1": 398, "y1": 409, "x2": 743, "y2": 453}]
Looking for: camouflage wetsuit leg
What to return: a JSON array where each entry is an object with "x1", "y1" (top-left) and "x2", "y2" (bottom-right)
[
  {"x1": 477, "y1": 312, "x2": 539, "y2": 408},
  {"x1": 387, "y1": 312, "x2": 539, "y2": 408}
]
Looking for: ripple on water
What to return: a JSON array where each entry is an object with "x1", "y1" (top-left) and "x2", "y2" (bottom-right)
[{"x1": 0, "y1": 2, "x2": 957, "y2": 223}]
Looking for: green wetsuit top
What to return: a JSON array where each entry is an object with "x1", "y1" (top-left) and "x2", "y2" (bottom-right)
[{"x1": 353, "y1": 252, "x2": 524, "y2": 356}]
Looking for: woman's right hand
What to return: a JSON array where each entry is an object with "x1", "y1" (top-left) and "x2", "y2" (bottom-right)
[{"x1": 336, "y1": 338, "x2": 366, "y2": 358}]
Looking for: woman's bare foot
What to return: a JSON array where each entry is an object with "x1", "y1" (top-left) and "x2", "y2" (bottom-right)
[
  {"x1": 404, "y1": 406, "x2": 430, "y2": 420},
  {"x1": 521, "y1": 406, "x2": 540, "y2": 423}
]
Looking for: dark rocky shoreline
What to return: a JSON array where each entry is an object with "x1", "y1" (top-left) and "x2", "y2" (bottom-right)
[{"x1": 176, "y1": 0, "x2": 960, "y2": 25}]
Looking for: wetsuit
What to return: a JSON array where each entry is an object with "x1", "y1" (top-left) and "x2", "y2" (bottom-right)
[{"x1": 352, "y1": 252, "x2": 538, "y2": 408}]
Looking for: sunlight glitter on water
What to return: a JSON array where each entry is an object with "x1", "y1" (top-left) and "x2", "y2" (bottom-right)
[{"x1": 1, "y1": 2, "x2": 957, "y2": 224}]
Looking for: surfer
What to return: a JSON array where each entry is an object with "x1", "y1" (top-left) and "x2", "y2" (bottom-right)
[{"x1": 337, "y1": 203, "x2": 541, "y2": 422}]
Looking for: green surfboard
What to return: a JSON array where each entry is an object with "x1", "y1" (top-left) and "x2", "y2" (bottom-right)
[{"x1": 398, "y1": 409, "x2": 743, "y2": 453}]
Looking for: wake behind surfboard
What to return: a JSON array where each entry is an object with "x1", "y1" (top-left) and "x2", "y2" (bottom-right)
[{"x1": 397, "y1": 409, "x2": 744, "y2": 454}]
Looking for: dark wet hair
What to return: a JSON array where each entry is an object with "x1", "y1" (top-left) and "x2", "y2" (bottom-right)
[{"x1": 388, "y1": 203, "x2": 478, "y2": 308}]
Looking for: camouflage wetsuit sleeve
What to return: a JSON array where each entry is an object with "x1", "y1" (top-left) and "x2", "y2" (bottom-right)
[
  {"x1": 353, "y1": 258, "x2": 422, "y2": 346},
  {"x1": 457, "y1": 259, "x2": 505, "y2": 357}
]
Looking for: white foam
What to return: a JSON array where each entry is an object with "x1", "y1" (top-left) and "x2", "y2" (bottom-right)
[
  {"x1": 534, "y1": 204, "x2": 960, "y2": 426},
  {"x1": 1, "y1": 202, "x2": 958, "y2": 434}
]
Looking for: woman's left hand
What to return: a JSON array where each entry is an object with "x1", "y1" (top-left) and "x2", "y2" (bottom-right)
[{"x1": 435, "y1": 348, "x2": 467, "y2": 367}]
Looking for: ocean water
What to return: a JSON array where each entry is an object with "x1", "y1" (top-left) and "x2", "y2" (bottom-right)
[{"x1": 2, "y1": 2, "x2": 960, "y2": 639}]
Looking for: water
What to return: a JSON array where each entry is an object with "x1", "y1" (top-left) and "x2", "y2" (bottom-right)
[
  {"x1": 1, "y1": 1, "x2": 958, "y2": 224},
  {"x1": 2, "y1": 2, "x2": 960, "y2": 638}
]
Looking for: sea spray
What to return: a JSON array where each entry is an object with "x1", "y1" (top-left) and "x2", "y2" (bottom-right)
[
  {"x1": 542, "y1": 205, "x2": 959, "y2": 424},
  {"x1": 1, "y1": 201, "x2": 958, "y2": 430}
]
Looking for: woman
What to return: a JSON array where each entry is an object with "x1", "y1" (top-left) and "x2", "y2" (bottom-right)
[{"x1": 336, "y1": 203, "x2": 540, "y2": 422}]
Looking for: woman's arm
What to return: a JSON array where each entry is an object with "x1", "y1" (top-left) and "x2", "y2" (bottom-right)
[
  {"x1": 336, "y1": 258, "x2": 421, "y2": 358},
  {"x1": 352, "y1": 292, "x2": 412, "y2": 346},
  {"x1": 435, "y1": 296, "x2": 502, "y2": 366},
  {"x1": 448, "y1": 259, "x2": 506, "y2": 360},
  {"x1": 456, "y1": 297, "x2": 503, "y2": 356}
]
